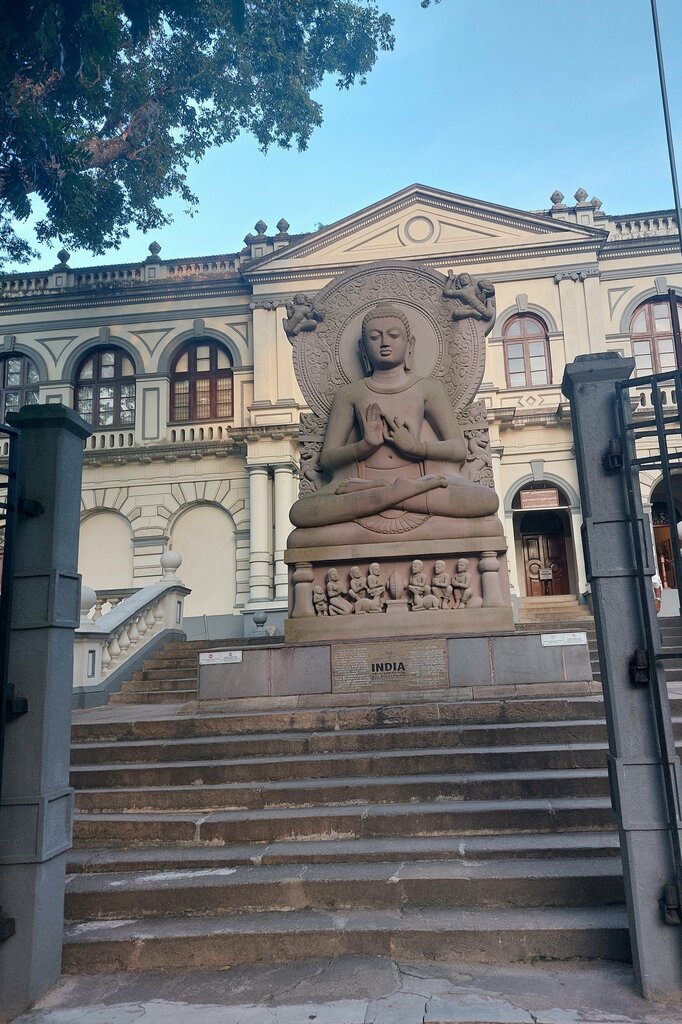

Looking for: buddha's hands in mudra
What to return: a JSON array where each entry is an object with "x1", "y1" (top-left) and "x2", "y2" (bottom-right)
[
  {"x1": 357, "y1": 403, "x2": 385, "y2": 449},
  {"x1": 358, "y1": 404, "x2": 425, "y2": 460},
  {"x1": 383, "y1": 416, "x2": 425, "y2": 460}
]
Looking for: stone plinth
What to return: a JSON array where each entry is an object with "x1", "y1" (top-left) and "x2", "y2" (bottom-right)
[
  {"x1": 198, "y1": 629, "x2": 592, "y2": 705},
  {"x1": 284, "y1": 535, "x2": 512, "y2": 644}
]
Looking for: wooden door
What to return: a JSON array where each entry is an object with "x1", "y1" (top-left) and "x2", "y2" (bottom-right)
[{"x1": 523, "y1": 531, "x2": 570, "y2": 596}]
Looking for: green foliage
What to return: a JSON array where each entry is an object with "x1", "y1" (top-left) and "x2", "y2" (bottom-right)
[{"x1": 0, "y1": 0, "x2": 394, "y2": 266}]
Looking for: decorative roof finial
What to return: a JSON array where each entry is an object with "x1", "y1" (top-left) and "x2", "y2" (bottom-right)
[
  {"x1": 254, "y1": 220, "x2": 268, "y2": 238},
  {"x1": 550, "y1": 190, "x2": 565, "y2": 208},
  {"x1": 55, "y1": 248, "x2": 71, "y2": 269},
  {"x1": 574, "y1": 187, "x2": 588, "y2": 204}
]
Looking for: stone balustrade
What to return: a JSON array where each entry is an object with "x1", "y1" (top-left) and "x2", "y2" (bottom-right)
[
  {"x1": 83, "y1": 430, "x2": 136, "y2": 452},
  {"x1": 73, "y1": 551, "x2": 190, "y2": 696},
  {"x1": 167, "y1": 421, "x2": 232, "y2": 444},
  {"x1": 609, "y1": 214, "x2": 678, "y2": 240}
]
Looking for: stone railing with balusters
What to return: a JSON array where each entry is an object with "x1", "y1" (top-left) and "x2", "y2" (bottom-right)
[
  {"x1": 608, "y1": 214, "x2": 678, "y2": 241},
  {"x1": 73, "y1": 551, "x2": 190, "y2": 706}
]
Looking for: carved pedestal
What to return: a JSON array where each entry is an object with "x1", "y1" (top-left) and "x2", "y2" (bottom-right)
[{"x1": 285, "y1": 535, "x2": 513, "y2": 644}]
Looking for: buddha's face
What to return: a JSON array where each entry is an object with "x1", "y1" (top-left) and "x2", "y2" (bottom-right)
[{"x1": 362, "y1": 316, "x2": 410, "y2": 370}]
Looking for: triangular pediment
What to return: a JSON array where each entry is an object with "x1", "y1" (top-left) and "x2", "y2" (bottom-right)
[{"x1": 246, "y1": 185, "x2": 605, "y2": 278}]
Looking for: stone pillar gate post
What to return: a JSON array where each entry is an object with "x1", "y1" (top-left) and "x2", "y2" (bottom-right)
[
  {"x1": 562, "y1": 353, "x2": 682, "y2": 1000},
  {"x1": 0, "y1": 405, "x2": 91, "y2": 1020}
]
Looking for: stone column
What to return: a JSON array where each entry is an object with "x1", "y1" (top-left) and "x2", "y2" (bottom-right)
[
  {"x1": 273, "y1": 463, "x2": 294, "y2": 602},
  {"x1": 248, "y1": 464, "x2": 272, "y2": 602},
  {"x1": 569, "y1": 507, "x2": 588, "y2": 594},
  {"x1": 562, "y1": 353, "x2": 682, "y2": 998},
  {"x1": 556, "y1": 276, "x2": 583, "y2": 364},
  {"x1": 0, "y1": 405, "x2": 91, "y2": 1021},
  {"x1": 490, "y1": 442, "x2": 519, "y2": 597}
]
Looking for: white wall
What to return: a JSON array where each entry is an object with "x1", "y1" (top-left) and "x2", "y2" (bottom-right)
[
  {"x1": 171, "y1": 503, "x2": 236, "y2": 617},
  {"x1": 79, "y1": 511, "x2": 134, "y2": 590}
]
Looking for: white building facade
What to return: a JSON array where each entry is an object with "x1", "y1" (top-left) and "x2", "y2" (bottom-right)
[{"x1": 1, "y1": 184, "x2": 680, "y2": 635}]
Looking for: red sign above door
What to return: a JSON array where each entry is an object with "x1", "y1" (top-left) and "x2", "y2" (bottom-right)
[{"x1": 519, "y1": 487, "x2": 560, "y2": 509}]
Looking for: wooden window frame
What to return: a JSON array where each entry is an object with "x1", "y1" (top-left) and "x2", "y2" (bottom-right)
[
  {"x1": 75, "y1": 347, "x2": 136, "y2": 428},
  {"x1": 170, "y1": 340, "x2": 234, "y2": 423},
  {"x1": 0, "y1": 353, "x2": 40, "y2": 421},
  {"x1": 630, "y1": 298, "x2": 682, "y2": 376},
  {"x1": 502, "y1": 315, "x2": 552, "y2": 389}
]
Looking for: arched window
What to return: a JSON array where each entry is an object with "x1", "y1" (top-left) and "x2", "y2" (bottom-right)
[
  {"x1": 629, "y1": 298, "x2": 682, "y2": 375},
  {"x1": 0, "y1": 354, "x2": 40, "y2": 421},
  {"x1": 170, "y1": 340, "x2": 233, "y2": 422},
  {"x1": 503, "y1": 315, "x2": 551, "y2": 388},
  {"x1": 75, "y1": 348, "x2": 136, "y2": 427}
]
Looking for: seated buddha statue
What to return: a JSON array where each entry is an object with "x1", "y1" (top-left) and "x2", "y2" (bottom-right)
[{"x1": 289, "y1": 304, "x2": 499, "y2": 530}]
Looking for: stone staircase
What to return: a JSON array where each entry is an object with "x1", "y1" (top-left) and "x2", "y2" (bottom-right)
[
  {"x1": 64, "y1": 690, "x2": 682, "y2": 973},
  {"x1": 518, "y1": 595, "x2": 592, "y2": 624},
  {"x1": 105, "y1": 615, "x2": 682, "y2": 704}
]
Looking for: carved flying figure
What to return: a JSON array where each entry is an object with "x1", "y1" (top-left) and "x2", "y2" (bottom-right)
[
  {"x1": 283, "y1": 294, "x2": 324, "y2": 341},
  {"x1": 289, "y1": 305, "x2": 499, "y2": 530},
  {"x1": 442, "y1": 273, "x2": 496, "y2": 322}
]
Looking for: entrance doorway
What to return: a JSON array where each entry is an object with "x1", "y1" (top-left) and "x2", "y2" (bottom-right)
[
  {"x1": 519, "y1": 510, "x2": 570, "y2": 597},
  {"x1": 650, "y1": 495, "x2": 682, "y2": 590}
]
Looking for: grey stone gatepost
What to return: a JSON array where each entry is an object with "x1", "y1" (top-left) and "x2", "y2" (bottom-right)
[
  {"x1": 0, "y1": 405, "x2": 91, "y2": 1020},
  {"x1": 562, "y1": 354, "x2": 682, "y2": 1000}
]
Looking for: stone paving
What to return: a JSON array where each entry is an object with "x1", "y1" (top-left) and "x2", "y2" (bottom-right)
[{"x1": 12, "y1": 956, "x2": 682, "y2": 1024}]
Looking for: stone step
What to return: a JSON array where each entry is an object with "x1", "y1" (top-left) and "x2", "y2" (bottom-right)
[
  {"x1": 66, "y1": 832, "x2": 621, "y2": 874},
  {"x1": 72, "y1": 795, "x2": 616, "y2": 847},
  {"x1": 70, "y1": 713, "x2": 682, "y2": 765},
  {"x1": 69, "y1": 696, "x2": 625, "y2": 744},
  {"x1": 122, "y1": 675, "x2": 198, "y2": 693},
  {"x1": 108, "y1": 689, "x2": 197, "y2": 705},
  {"x1": 64, "y1": 857, "x2": 625, "y2": 921},
  {"x1": 133, "y1": 666, "x2": 199, "y2": 682},
  {"x1": 61, "y1": 904, "x2": 630, "y2": 973},
  {"x1": 70, "y1": 720, "x2": 616, "y2": 767},
  {"x1": 70, "y1": 741, "x2": 616, "y2": 788},
  {"x1": 73, "y1": 768, "x2": 611, "y2": 814}
]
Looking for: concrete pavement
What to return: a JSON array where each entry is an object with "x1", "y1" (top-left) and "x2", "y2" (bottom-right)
[{"x1": 10, "y1": 956, "x2": 682, "y2": 1024}]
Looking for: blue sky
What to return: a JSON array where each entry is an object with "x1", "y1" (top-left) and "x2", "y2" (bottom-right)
[{"x1": 13, "y1": 0, "x2": 682, "y2": 270}]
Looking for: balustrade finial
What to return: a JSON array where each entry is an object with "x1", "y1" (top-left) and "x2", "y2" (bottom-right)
[
  {"x1": 79, "y1": 584, "x2": 97, "y2": 625},
  {"x1": 160, "y1": 550, "x2": 182, "y2": 580}
]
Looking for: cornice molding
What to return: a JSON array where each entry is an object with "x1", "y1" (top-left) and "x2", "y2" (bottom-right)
[{"x1": 0, "y1": 277, "x2": 251, "y2": 316}]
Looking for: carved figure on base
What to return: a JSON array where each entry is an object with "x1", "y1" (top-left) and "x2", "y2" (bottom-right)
[
  {"x1": 408, "y1": 559, "x2": 440, "y2": 611},
  {"x1": 312, "y1": 585, "x2": 328, "y2": 616},
  {"x1": 325, "y1": 568, "x2": 353, "y2": 615},
  {"x1": 431, "y1": 560, "x2": 453, "y2": 609},
  {"x1": 452, "y1": 558, "x2": 473, "y2": 608}
]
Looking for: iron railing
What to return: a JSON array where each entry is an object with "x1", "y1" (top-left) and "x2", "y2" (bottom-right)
[{"x1": 614, "y1": 367, "x2": 682, "y2": 919}]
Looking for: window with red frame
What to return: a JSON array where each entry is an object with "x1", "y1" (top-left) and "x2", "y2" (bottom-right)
[
  {"x1": 503, "y1": 315, "x2": 551, "y2": 388},
  {"x1": 629, "y1": 298, "x2": 682, "y2": 376},
  {"x1": 170, "y1": 341, "x2": 233, "y2": 422}
]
